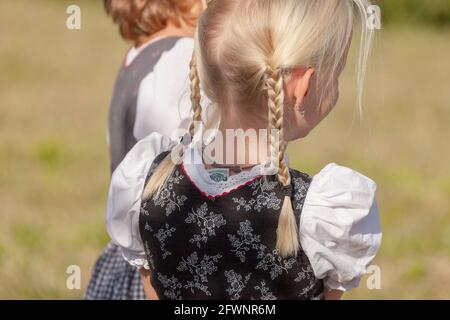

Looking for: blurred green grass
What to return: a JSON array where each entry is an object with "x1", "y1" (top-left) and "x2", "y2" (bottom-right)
[
  {"x1": 376, "y1": 0, "x2": 450, "y2": 26},
  {"x1": 0, "y1": 1, "x2": 449, "y2": 299}
]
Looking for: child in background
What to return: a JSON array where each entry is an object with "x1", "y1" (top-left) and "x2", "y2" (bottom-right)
[
  {"x1": 107, "y1": 0, "x2": 382, "y2": 300},
  {"x1": 85, "y1": 0, "x2": 205, "y2": 300}
]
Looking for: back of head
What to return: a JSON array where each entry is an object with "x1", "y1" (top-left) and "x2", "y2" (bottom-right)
[
  {"x1": 144, "y1": 0, "x2": 375, "y2": 259},
  {"x1": 196, "y1": 0, "x2": 371, "y2": 109},
  {"x1": 104, "y1": 0, "x2": 202, "y2": 42},
  {"x1": 194, "y1": 0, "x2": 374, "y2": 257}
]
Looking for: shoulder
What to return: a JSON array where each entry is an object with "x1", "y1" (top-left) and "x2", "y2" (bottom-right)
[
  {"x1": 112, "y1": 132, "x2": 176, "y2": 180},
  {"x1": 310, "y1": 163, "x2": 377, "y2": 194},
  {"x1": 107, "y1": 132, "x2": 177, "y2": 226},
  {"x1": 304, "y1": 163, "x2": 377, "y2": 215},
  {"x1": 302, "y1": 163, "x2": 378, "y2": 227},
  {"x1": 289, "y1": 168, "x2": 312, "y2": 188},
  {"x1": 108, "y1": 133, "x2": 177, "y2": 212},
  {"x1": 146, "y1": 37, "x2": 193, "y2": 79},
  {"x1": 290, "y1": 163, "x2": 377, "y2": 215},
  {"x1": 298, "y1": 163, "x2": 381, "y2": 291},
  {"x1": 106, "y1": 133, "x2": 178, "y2": 267},
  {"x1": 171, "y1": 37, "x2": 194, "y2": 54},
  {"x1": 158, "y1": 37, "x2": 194, "y2": 62}
]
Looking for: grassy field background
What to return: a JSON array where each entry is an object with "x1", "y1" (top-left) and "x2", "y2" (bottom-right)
[{"x1": 0, "y1": 1, "x2": 449, "y2": 299}]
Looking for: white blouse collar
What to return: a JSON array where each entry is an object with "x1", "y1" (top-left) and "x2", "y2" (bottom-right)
[{"x1": 181, "y1": 144, "x2": 267, "y2": 198}]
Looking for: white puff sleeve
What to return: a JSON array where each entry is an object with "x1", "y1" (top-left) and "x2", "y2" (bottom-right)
[
  {"x1": 299, "y1": 163, "x2": 382, "y2": 291},
  {"x1": 106, "y1": 132, "x2": 176, "y2": 269}
]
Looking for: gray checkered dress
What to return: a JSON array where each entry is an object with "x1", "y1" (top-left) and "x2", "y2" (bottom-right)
[{"x1": 85, "y1": 242, "x2": 145, "y2": 300}]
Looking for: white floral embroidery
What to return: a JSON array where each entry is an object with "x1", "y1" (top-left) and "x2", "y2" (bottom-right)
[
  {"x1": 154, "y1": 223, "x2": 176, "y2": 259},
  {"x1": 141, "y1": 200, "x2": 151, "y2": 216},
  {"x1": 294, "y1": 265, "x2": 314, "y2": 283},
  {"x1": 232, "y1": 179, "x2": 281, "y2": 212},
  {"x1": 294, "y1": 264, "x2": 319, "y2": 298},
  {"x1": 227, "y1": 220, "x2": 296, "y2": 281},
  {"x1": 152, "y1": 170, "x2": 187, "y2": 216},
  {"x1": 256, "y1": 249, "x2": 297, "y2": 280},
  {"x1": 224, "y1": 270, "x2": 252, "y2": 300},
  {"x1": 185, "y1": 203, "x2": 226, "y2": 248},
  {"x1": 144, "y1": 221, "x2": 153, "y2": 232},
  {"x1": 228, "y1": 220, "x2": 266, "y2": 262},
  {"x1": 176, "y1": 251, "x2": 222, "y2": 296},
  {"x1": 297, "y1": 281, "x2": 318, "y2": 298},
  {"x1": 252, "y1": 280, "x2": 277, "y2": 300},
  {"x1": 157, "y1": 273, "x2": 183, "y2": 300},
  {"x1": 292, "y1": 176, "x2": 309, "y2": 210}
]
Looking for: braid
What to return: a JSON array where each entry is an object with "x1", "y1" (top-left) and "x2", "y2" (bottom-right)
[
  {"x1": 143, "y1": 53, "x2": 203, "y2": 201},
  {"x1": 265, "y1": 64, "x2": 299, "y2": 258},
  {"x1": 189, "y1": 54, "x2": 202, "y2": 140},
  {"x1": 266, "y1": 65, "x2": 289, "y2": 184}
]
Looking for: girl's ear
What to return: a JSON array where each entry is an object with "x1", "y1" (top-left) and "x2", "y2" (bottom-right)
[{"x1": 285, "y1": 67, "x2": 315, "y2": 109}]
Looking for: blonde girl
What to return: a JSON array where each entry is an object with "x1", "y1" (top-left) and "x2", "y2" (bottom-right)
[{"x1": 106, "y1": 0, "x2": 381, "y2": 300}]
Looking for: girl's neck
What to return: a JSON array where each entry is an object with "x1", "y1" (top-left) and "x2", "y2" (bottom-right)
[
  {"x1": 134, "y1": 23, "x2": 193, "y2": 48},
  {"x1": 206, "y1": 109, "x2": 270, "y2": 170}
]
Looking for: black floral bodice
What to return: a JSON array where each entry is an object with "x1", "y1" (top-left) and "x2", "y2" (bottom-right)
[{"x1": 139, "y1": 152, "x2": 324, "y2": 300}]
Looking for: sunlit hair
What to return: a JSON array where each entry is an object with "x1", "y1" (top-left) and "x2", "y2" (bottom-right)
[
  {"x1": 103, "y1": 0, "x2": 202, "y2": 42},
  {"x1": 143, "y1": 0, "x2": 374, "y2": 258}
]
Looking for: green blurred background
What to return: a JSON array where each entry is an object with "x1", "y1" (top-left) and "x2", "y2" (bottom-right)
[{"x1": 0, "y1": 0, "x2": 449, "y2": 299}]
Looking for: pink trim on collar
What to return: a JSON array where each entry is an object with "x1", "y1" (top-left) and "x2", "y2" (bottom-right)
[{"x1": 180, "y1": 161, "x2": 262, "y2": 200}]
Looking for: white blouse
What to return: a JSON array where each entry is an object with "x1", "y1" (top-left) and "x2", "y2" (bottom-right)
[
  {"x1": 106, "y1": 133, "x2": 382, "y2": 292},
  {"x1": 127, "y1": 37, "x2": 195, "y2": 141}
]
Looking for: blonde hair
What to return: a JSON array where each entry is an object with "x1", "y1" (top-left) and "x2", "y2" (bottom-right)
[{"x1": 143, "y1": 0, "x2": 374, "y2": 258}]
